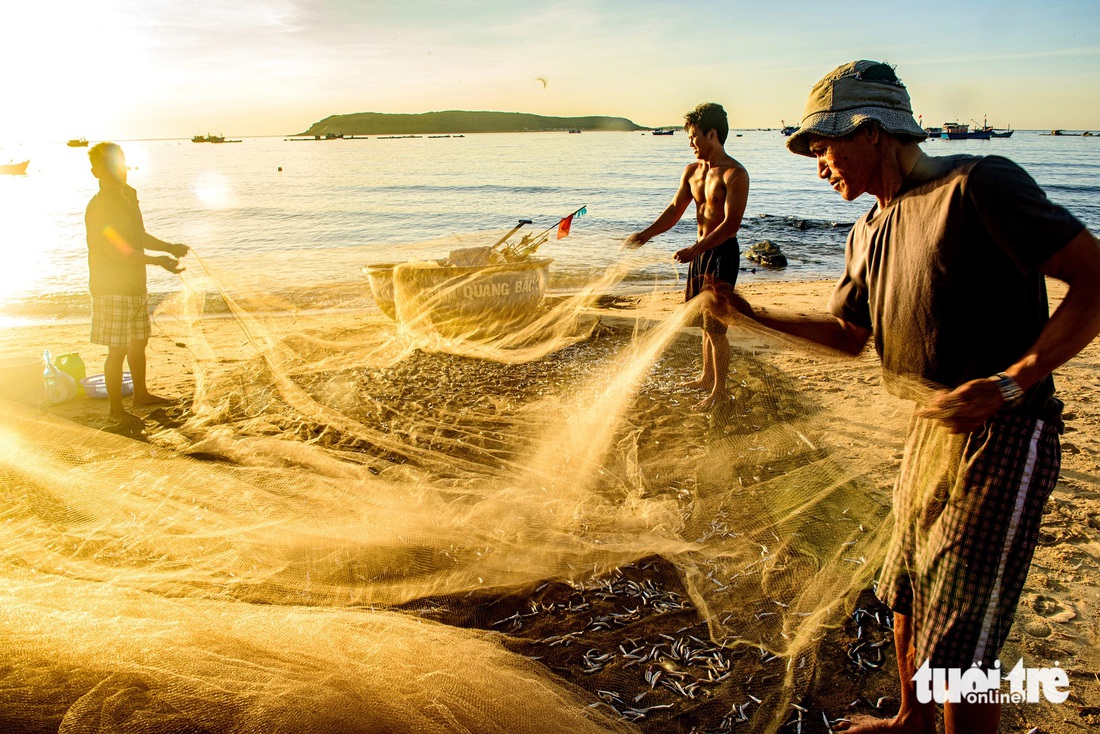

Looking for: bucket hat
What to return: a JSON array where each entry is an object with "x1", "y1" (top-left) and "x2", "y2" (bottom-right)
[{"x1": 786, "y1": 60, "x2": 927, "y2": 157}]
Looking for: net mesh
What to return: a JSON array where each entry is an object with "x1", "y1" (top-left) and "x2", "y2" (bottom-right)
[{"x1": 2, "y1": 232, "x2": 1090, "y2": 733}]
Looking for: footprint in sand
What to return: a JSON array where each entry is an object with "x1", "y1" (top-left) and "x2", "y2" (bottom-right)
[
  {"x1": 1022, "y1": 618, "x2": 1052, "y2": 638},
  {"x1": 1030, "y1": 594, "x2": 1077, "y2": 624},
  {"x1": 1037, "y1": 528, "x2": 1061, "y2": 546}
]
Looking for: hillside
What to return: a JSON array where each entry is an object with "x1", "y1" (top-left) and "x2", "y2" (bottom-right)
[{"x1": 296, "y1": 110, "x2": 647, "y2": 135}]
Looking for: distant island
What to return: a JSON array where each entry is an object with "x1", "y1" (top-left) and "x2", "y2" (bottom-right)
[{"x1": 296, "y1": 111, "x2": 647, "y2": 136}]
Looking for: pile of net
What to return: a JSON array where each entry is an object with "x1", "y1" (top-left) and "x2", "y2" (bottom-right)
[{"x1": 1, "y1": 233, "x2": 970, "y2": 733}]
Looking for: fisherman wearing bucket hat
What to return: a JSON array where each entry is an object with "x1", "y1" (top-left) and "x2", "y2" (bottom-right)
[
  {"x1": 785, "y1": 60, "x2": 926, "y2": 158},
  {"x1": 718, "y1": 61, "x2": 1100, "y2": 734}
]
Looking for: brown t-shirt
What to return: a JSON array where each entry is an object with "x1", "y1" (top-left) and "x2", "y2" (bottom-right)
[
  {"x1": 86, "y1": 184, "x2": 148, "y2": 296},
  {"x1": 829, "y1": 155, "x2": 1084, "y2": 418}
]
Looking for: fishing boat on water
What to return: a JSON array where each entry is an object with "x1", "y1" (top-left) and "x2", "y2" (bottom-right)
[
  {"x1": 0, "y1": 160, "x2": 29, "y2": 175},
  {"x1": 780, "y1": 121, "x2": 798, "y2": 136},
  {"x1": 192, "y1": 133, "x2": 228, "y2": 143},
  {"x1": 67, "y1": 138, "x2": 89, "y2": 147},
  {"x1": 939, "y1": 122, "x2": 991, "y2": 140},
  {"x1": 652, "y1": 128, "x2": 675, "y2": 136},
  {"x1": 975, "y1": 116, "x2": 1013, "y2": 137},
  {"x1": 934, "y1": 117, "x2": 1012, "y2": 140}
]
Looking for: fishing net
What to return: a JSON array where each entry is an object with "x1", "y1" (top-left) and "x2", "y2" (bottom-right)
[{"x1": 2, "y1": 229, "x2": 1089, "y2": 733}]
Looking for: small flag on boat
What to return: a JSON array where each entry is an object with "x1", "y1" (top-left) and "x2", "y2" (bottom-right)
[
  {"x1": 556, "y1": 216, "x2": 572, "y2": 239},
  {"x1": 556, "y1": 206, "x2": 586, "y2": 239}
]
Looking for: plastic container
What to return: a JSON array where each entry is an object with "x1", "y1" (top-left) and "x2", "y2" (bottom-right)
[
  {"x1": 55, "y1": 353, "x2": 87, "y2": 382},
  {"x1": 0, "y1": 356, "x2": 46, "y2": 405},
  {"x1": 43, "y1": 350, "x2": 78, "y2": 404},
  {"x1": 80, "y1": 372, "x2": 134, "y2": 399}
]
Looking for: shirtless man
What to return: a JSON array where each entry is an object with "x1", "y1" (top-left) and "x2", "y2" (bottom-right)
[{"x1": 624, "y1": 102, "x2": 749, "y2": 411}]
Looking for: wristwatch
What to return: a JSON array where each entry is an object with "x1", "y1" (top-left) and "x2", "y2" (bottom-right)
[{"x1": 990, "y1": 372, "x2": 1025, "y2": 408}]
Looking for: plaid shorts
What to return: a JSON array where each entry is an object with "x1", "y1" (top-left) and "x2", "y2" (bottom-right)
[
  {"x1": 877, "y1": 411, "x2": 1060, "y2": 669},
  {"x1": 90, "y1": 294, "x2": 151, "y2": 348}
]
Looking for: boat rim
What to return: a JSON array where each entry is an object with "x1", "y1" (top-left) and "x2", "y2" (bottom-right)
[{"x1": 363, "y1": 257, "x2": 553, "y2": 275}]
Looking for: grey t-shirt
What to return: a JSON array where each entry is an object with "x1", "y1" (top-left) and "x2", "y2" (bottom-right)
[{"x1": 829, "y1": 154, "x2": 1083, "y2": 418}]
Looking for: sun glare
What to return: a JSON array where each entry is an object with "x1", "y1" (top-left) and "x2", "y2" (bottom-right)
[
  {"x1": 193, "y1": 171, "x2": 235, "y2": 210},
  {"x1": 0, "y1": 141, "x2": 96, "y2": 307},
  {"x1": 122, "y1": 144, "x2": 152, "y2": 184},
  {"x1": 0, "y1": 178, "x2": 59, "y2": 303},
  {"x1": 0, "y1": 3, "x2": 152, "y2": 142}
]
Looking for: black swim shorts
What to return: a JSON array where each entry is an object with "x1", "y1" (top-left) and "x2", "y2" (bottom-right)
[{"x1": 686, "y1": 238, "x2": 739, "y2": 335}]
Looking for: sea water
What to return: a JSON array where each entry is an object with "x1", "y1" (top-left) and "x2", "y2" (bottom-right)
[{"x1": 1, "y1": 130, "x2": 1098, "y2": 324}]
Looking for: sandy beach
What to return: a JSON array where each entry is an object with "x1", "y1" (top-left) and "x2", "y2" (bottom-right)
[{"x1": 1, "y1": 277, "x2": 1098, "y2": 733}]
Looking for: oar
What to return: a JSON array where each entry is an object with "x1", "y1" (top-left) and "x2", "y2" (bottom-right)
[
  {"x1": 499, "y1": 206, "x2": 586, "y2": 261},
  {"x1": 491, "y1": 219, "x2": 533, "y2": 250}
]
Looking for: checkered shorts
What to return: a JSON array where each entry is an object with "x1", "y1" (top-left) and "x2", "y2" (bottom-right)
[
  {"x1": 90, "y1": 294, "x2": 151, "y2": 348},
  {"x1": 877, "y1": 411, "x2": 1060, "y2": 669}
]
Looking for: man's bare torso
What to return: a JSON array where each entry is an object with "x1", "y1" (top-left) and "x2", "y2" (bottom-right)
[{"x1": 687, "y1": 159, "x2": 746, "y2": 241}]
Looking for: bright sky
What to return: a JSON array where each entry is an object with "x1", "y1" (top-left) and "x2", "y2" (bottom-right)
[{"x1": 4, "y1": 0, "x2": 1099, "y2": 142}]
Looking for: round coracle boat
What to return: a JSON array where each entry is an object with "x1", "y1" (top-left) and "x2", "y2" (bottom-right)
[
  {"x1": 364, "y1": 263, "x2": 400, "y2": 320},
  {"x1": 363, "y1": 257, "x2": 551, "y2": 335}
]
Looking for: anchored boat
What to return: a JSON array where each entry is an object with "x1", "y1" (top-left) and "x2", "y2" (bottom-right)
[
  {"x1": 0, "y1": 160, "x2": 29, "y2": 175},
  {"x1": 976, "y1": 116, "x2": 1013, "y2": 138},
  {"x1": 192, "y1": 133, "x2": 240, "y2": 143},
  {"x1": 939, "y1": 122, "x2": 991, "y2": 140}
]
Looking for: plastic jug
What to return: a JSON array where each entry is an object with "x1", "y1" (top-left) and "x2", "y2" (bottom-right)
[
  {"x1": 55, "y1": 353, "x2": 87, "y2": 382},
  {"x1": 43, "y1": 350, "x2": 78, "y2": 404}
]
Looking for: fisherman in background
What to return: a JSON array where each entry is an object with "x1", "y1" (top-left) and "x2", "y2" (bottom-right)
[
  {"x1": 86, "y1": 142, "x2": 189, "y2": 425},
  {"x1": 718, "y1": 61, "x2": 1100, "y2": 733},
  {"x1": 624, "y1": 102, "x2": 749, "y2": 411}
]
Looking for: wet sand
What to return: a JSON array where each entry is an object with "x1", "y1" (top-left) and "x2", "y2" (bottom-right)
[{"x1": 1, "y1": 278, "x2": 1098, "y2": 732}]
